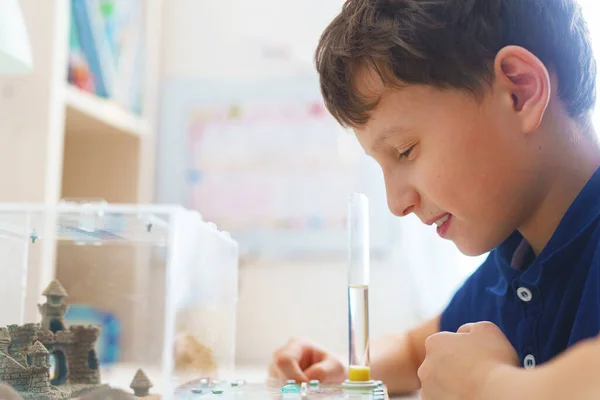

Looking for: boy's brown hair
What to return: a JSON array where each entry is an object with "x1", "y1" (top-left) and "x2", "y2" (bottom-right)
[{"x1": 316, "y1": 0, "x2": 596, "y2": 127}]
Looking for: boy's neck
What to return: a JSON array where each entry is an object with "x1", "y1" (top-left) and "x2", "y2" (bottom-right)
[{"x1": 519, "y1": 117, "x2": 600, "y2": 256}]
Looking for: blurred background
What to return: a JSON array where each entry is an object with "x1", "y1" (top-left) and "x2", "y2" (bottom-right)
[{"x1": 0, "y1": 0, "x2": 598, "y2": 373}]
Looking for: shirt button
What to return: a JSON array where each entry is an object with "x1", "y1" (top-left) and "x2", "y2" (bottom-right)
[
  {"x1": 524, "y1": 354, "x2": 536, "y2": 369},
  {"x1": 517, "y1": 287, "x2": 533, "y2": 302}
]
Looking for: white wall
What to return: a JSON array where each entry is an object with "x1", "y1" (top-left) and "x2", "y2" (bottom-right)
[
  {"x1": 161, "y1": 0, "x2": 345, "y2": 80},
  {"x1": 159, "y1": 0, "x2": 480, "y2": 367}
]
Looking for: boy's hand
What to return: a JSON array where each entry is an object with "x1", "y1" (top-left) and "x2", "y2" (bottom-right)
[
  {"x1": 418, "y1": 321, "x2": 519, "y2": 400},
  {"x1": 268, "y1": 337, "x2": 347, "y2": 384}
]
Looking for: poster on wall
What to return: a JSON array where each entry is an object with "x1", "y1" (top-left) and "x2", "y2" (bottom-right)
[
  {"x1": 158, "y1": 75, "x2": 395, "y2": 258},
  {"x1": 186, "y1": 97, "x2": 363, "y2": 231}
]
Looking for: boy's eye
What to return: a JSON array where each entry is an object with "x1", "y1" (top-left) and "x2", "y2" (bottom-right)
[{"x1": 397, "y1": 145, "x2": 415, "y2": 160}]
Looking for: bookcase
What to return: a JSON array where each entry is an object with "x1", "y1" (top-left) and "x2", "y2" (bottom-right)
[{"x1": 0, "y1": 0, "x2": 164, "y2": 325}]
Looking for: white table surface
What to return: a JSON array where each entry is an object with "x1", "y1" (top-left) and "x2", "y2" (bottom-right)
[
  {"x1": 100, "y1": 364, "x2": 421, "y2": 399},
  {"x1": 237, "y1": 366, "x2": 421, "y2": 399}
]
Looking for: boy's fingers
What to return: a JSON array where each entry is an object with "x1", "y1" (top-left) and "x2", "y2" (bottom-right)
[
  {"x1": 275, "y1": 356, "x2": 309, "y2": 382},
  {"x1": 458, "y1": 321, "x2": 500, "y2": 334},
  {"x1": 457, "y1": 323, "x2": 475, "y2": 334},
  {"x1": 268, "y1": 362, "x2": 284, "y2": 380},
  {"x1": 304, "y1": 358, "x2": 345, "y2": 383}
]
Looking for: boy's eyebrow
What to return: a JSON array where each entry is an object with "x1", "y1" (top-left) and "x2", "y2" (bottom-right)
[
  {"x1": 378, "y1": 125, "x2": 407, "y2": 139},
  {"x1": 371, "y1": 125, "x2": 407, "y2": 150},
  {"x1": 363, "y1": 126, "x2": 407, "y2": 157}
]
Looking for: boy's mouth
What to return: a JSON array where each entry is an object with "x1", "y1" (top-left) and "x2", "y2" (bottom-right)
[
  {"x1": 434, "y1": 213, "x2": 450, "y2": 226},
  {"x1": 434, "y1": 213, "x2": 452, "y2": 237}
]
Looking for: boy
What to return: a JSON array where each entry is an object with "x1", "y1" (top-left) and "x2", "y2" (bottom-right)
[{"x1": 269, "y1": 0, "x2": 600, "y2": 398}]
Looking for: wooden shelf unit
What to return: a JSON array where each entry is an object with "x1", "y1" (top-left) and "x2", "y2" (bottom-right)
[
  {"x1": 0, "y1": 0, "x2": 164, "y2": 308},
  {"x1": 65, "y1": 84, "x2": 151, "y2": 138}
]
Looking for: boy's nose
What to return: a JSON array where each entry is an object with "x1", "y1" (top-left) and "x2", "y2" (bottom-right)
[
  {"x1": 386, "y1": 185, "x2": 419, "y2": 217},
  {"x1": 382, "y1": 167, "x2": 420, "y2": 217}
]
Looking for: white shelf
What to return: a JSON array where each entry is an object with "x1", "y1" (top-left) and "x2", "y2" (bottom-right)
[{"x1": 64, "y1": 84, "x2": 150, "y2": 137}]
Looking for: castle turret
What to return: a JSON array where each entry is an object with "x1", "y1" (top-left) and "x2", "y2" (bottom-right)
[
  {"x1": 0, "y1": 328, "x2": 10, "y2": 354},
  {"x1": 26, "y1": 341, "x2": 51, "y2": 394},
  {"x1": 38, "y1": 280, "x2": 69, "y2": 333},
  {"x1": 27, "y1": 341, "x2": 49, "y2": 368},
  {"x1": 130, "y1": 369, "x2": 152, "y2": 397}
]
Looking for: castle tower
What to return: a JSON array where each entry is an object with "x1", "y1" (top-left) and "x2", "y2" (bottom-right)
[
  {"x1": 38, "y1": 280, "x2": 69, "y2": 333},
  {"x1": 130, "y1": 369, "x2": 152, "y2": 397},
  {"x1": 27, "y1": 340, "x2": 49, "y2": 368},
  {"x1": 67, "y1": 325, "x2": 101, "y2": 384},
  {"x1": 27, "y1": 341, "x2": 51, "y2": 394},
  {"x1": 0, "y1": 328, "x2": 10, "y2": 354}
]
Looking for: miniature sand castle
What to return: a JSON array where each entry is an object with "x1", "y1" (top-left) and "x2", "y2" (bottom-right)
[{"x1": 0, "y1": 280, "x2": 154, "y2": 399}]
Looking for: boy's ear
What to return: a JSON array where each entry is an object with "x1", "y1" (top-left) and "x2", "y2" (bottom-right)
[{"x1": 493, "y1": 45, "x2": 551, "y2": 134}]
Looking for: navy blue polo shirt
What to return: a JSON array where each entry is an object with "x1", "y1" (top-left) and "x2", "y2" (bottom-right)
[{"x1": 440, "y1": 166, "x2": 600, "y2": 369}]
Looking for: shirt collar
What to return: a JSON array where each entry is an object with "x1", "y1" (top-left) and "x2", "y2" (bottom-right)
[{"x1": 488, "y1": 166, "x2": 600, "y2": 296}]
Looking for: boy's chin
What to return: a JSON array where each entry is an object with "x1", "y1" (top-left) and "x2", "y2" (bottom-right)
[{"x1": 453, "y1": 237, "x2": 498, "y2": 257}]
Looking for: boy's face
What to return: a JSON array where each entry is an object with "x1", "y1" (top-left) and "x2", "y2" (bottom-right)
[{"x1": 352, "y1": 68, "x2": 545, "y2": 256}]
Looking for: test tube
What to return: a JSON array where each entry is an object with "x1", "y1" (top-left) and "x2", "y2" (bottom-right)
[{"x1": 347, "y1": 193, "x2": 371, "y2": 382}]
